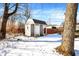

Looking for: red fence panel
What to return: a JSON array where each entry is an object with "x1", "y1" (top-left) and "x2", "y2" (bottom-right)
[{"x1": 44, "y1": 28, "x2": 58, "y2": 34}]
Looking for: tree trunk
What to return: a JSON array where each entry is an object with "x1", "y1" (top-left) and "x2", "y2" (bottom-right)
[
  {"x1": 56, "y1": 3, "x2": 78, "y2": 56},
  {"x1": 0, "y1": 3, "x2": 18, "y2": 39},
  {"x1": 0, "y1": 3, "x2": 9, "y2": 39}
]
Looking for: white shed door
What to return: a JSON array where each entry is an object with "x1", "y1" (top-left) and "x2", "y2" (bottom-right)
[{"x1": 34, "y1": 25, "x2": 40, "y2": 36}]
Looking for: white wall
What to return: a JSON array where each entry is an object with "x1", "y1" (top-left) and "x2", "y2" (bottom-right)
[
  {"x1": 25, "y1": 18, "x2": 47, "y2": 36},
  {"x1": 25, "y1": 24, "x2": 47, "y2": 36},
  {"x1": 25, "y1": 18, "x2": 34, "y2": 25},
  {"x1": 25, "y1": 25, "x2": 31, "y2": 36},
  {"x1": 25, "y1": 18, "x2": 34, "y2": 36},
  {"x1": 34, "y1": 24, "x2": 40, "y2": 36},
  {"x1": 76, "y1": 25, "x2": 79, "y2": 30},
  {"x1": 34, "y1": 24, "x2": 46, "y2": 36}
]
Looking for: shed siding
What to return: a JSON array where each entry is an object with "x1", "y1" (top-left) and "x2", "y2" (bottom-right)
[
  {"x1": 26, "y1": 18, "x2": 34, "y2": 24},
  {"x1": 25, "y1": 25, "x2": 31, "y2": 36},
  {"x1": 25, "y1": 18, "x2": 47, "y2": 37},
  {"x1": 34, "y1": 24, "x2": 40, "y2": 36},
  {"x1": 25, "y1": 18, "x2": 35, "y2": 36},
  {"x1": 76, "y1": 25, "x2": 79, "y2": 30}
]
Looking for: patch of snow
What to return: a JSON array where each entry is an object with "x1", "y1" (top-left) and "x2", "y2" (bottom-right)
[
  {"x1": 74, "y1": 38, "x2": 79, "y2": 56},
  {"x1": 0, "y1": 33, "x2": 79, "y2": 56},
  {"x1": 36, "y1": 33, "x2": 62, "y2": 42},
  {"x1": 0, "y1": 34, "x2": 63, "y2": 56},
  {"x1": 0, "y1": 40, "x2": 62, "y2": 56}
]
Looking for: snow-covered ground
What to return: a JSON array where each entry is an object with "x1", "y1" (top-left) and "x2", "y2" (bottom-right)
[{"x1": 0, "y1": 33, "x2": 79, "y2": 56}]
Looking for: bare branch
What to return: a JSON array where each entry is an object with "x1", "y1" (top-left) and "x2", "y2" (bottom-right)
[
  {"x1": 8, "y1": 3, "x2": 18, "y2": 16},
  {"x1": 9, "y1": 4, "x2": 15, "y2": 10}
]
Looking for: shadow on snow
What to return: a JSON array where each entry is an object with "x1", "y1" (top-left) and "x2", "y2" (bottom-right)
[
  {"x1": 75, "y1": 50, "x2": 79, "y2": 56},
  {"x1": 6, "y1": 40, "x2": 62, "y2": 42}
]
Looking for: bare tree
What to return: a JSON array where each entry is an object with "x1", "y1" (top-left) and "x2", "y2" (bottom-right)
[
  {"x1": 0, "y1": 3, "x2": 18, "y2": 39},
  {"x1": 56, "y1": 3, "x2": 78, "y2": 56},
  {"x1": 24, "y1": 4, "x2": 31, "y2": 20}
]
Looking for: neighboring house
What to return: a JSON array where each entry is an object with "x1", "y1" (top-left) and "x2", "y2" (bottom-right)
[
  {"x1": 76, "y1": 23, "x2": 79, "y2": 30},
  {"x1": 44, "y1": 25, "x2": 58, "y2": 34},
  {"x1": 25, "y1": 18, "x2": 47, "y2": 36},
  {"x1": 56, "y1": 23, "x2": 79, "y2": 34},
  {"x1": 58, "y1": 23, "x2": 79, "y2": 31}
]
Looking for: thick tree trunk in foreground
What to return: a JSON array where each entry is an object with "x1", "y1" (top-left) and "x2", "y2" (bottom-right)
[
  {"x1": 0, "y1": 3, "x2": 8, "y2": 39},
  {"x1": 56, "y1": 3, "x2": 78, "y2": 56},
  {"x1": 0, "y1": 3, "x2": 18, "y2": 39}
]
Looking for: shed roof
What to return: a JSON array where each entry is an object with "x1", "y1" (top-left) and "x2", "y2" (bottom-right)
[{"x1": 33, "y1": 19, "x2": 47, "y2": 25}]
